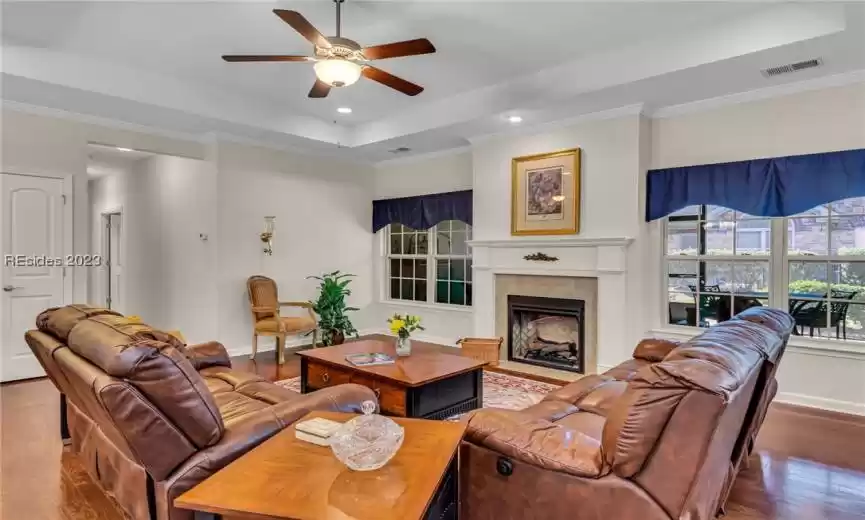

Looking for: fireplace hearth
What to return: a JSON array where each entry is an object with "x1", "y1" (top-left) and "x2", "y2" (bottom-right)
[{"x1": 507, "y1": 295, "x2": 585, "y2": 374}]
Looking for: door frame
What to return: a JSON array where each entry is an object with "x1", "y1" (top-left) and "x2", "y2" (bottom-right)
[
  {"x1": 0, "y1": 169, "x2": 74, "y2": 306},
  {"x1": 99, "y1": 206, "x2": 123, "y2": 310}
]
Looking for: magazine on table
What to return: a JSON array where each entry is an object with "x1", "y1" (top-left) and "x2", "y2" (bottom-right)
[{"x1": 345, "y1": 352, "x2": 395, "y2": 366}]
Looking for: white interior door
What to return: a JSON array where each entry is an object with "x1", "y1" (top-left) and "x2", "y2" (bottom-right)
[{"x1": 1, "y1": 173, "x2": 65, "y2": 382}]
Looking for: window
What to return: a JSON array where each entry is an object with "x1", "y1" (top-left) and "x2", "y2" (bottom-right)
[
  {"x1": 664, "y1": 197, "x2": 865, "y2": 341},
  {"x1": 386, "y1": 220, "x2": 472, "y2": 306}
]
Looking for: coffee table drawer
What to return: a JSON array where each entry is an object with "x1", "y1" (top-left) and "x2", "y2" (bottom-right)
[
  {"x1": 306, "y1": 362, "x2": 352, "y2": 389},
  {"x1": 351, "y1": 375, "x2": 407, "y2": 416}
]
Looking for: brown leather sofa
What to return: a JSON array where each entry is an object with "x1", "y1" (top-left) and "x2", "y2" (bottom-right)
[
  {"x1": 25, "y1": 304, "x2": 377, "y2": 520},
  {"x1": 461, "y1": 307, "x2": 794, "y2": 520}
]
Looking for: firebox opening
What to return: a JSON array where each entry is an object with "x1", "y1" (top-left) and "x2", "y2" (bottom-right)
[{"x1": 507, "y1": 295, "x2": 586, "y2": 374}]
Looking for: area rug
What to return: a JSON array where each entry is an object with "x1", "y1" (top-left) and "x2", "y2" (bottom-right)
[{"x1": 276, "y1": 371, "x2": 561, "y2": 413}]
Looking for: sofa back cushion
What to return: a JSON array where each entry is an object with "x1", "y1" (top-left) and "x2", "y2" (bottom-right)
[
  {"x1": 601, "y1": 319, "x2": 778, "y2": 517},
  {"x1": 65, "y1": 314, "x2": 224, "y2": 450}
]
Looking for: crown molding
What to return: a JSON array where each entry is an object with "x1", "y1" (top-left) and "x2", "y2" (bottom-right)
[
  {"x1": 373, "y1": 145, "x2": 472, "y2": 168},
  {"x1": 651, "y1": 69, "x2": 865, "y2": 119},
  {"x1": 466, "y1": 103, "x2": 645, "y2": 146},
  {"x1": 1, "y1": 99, "x2": 205, "y2": 145}
]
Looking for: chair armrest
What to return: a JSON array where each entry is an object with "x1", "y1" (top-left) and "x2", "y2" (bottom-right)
[
  {"x1": 632, "y1": 338, "x2": 680, "y2": 362},
  {"x1": 165, "y1": 383, "x2": 377, "y2": 515},
  {"x1": 279, "y1": 301, "x2": 313, "y2": 309},
  {"x1": 464, "y1": 408, "x2": 605, "y2": 479},
  {"x1": 183, "y1": 341, "x2": 232, "y2": 370}
]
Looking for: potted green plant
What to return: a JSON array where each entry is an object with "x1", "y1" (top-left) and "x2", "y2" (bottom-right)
[{"x1": 307, "y1": 271, "x2": 359, "y2": 346}]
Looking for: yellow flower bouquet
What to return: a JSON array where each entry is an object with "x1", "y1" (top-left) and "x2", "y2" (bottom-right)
[{"x1": 387, "y1": 314, "x2": 423, "y2": 356}]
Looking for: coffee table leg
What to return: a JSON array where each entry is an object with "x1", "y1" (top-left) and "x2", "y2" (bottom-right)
[
  {"x1": 474, "y1": 369, "x2": 483, "y2": 410},
  {"x1": 300, "y1": 357, "x2": 309, "y2": 393}
]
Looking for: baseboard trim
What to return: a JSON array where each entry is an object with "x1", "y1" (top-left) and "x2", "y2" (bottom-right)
[{"x1": 775, "y1": 391, "x2": 865, "y2": 417}]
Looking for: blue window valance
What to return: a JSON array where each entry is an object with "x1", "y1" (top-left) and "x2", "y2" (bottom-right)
[
  {"x1": 372, "y1": 190, "x2": 472, "y2": 233},
  {"x1": 646, "y1": 148, "x2": 865, "y2": 221}
]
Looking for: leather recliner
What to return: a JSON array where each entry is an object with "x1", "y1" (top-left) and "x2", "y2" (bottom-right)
[
  {"x1": 25, "y1": 304, "x2": 377, "y2": 520},
  {"x1": 460, "y1": 307, "x2": 794, "y2": 520}
]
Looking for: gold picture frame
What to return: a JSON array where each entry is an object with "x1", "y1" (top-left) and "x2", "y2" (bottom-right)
[{"x1": 511, "y1": 148, "x2": 581, "y2": 236}]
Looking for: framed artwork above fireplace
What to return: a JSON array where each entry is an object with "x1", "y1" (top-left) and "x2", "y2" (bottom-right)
[{"x1": 511, "y1": 148, "x2": 581, "y2": 236}]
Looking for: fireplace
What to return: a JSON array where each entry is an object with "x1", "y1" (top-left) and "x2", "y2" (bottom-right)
[{"x1": 507, "y1": 295, "x2": 586, "y2": 373}]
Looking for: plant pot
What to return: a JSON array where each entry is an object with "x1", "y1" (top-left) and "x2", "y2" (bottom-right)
[
  {"x1": 395, "y1": 336, "x2": 412, "y2": 357},
  {"x1": 331, "y1": 331, "x2": 346, "y2": 346}
]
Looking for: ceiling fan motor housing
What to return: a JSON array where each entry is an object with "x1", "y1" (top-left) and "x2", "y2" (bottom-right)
[{"x1": 316, "y1": 37, "x2": 365, "y2": 61}]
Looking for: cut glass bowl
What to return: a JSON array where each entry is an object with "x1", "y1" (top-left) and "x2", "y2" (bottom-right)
[{"x1": 330, "y1": 401, "x2": 404, "y2": 471}]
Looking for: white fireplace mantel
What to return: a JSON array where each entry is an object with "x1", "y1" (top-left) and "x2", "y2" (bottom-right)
[{"x1": 468, "y1": 236, "x2": 635, "y2": 372}]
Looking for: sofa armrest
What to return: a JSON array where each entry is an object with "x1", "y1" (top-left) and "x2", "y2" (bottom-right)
[
  {"x1": 632, "y1": 338, "x2": 680, "y2": 362},
  {"x1": 162, "y1": 383, "x2": 377, "y2": 520},
  {"x1": 183, "y1": 341, "x2": 232, "y2": 370},
  {"x1": 464, "y1": 408, "x2": 605, "y2": 479}
]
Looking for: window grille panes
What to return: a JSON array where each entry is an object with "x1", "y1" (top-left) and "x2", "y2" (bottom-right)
[
  {"x1": 665, "y1": 197, "x2": 865, "y2": 342},
  {"x1": 386, "y1": 220, "x2": 472, "y2": 307}
]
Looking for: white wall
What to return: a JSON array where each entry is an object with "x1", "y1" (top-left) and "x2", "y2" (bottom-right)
[
  {"x1": 648, "y1": 82, "x2": 865, "y2": 415},
  {"x1": 87, "y1": 154, "x2": 217, "y2": 343},
  {"x1": 151, "y1": 155, "x2": 217, "y2": 344},
  {"x1": 213, "y1": 140, "x2": 374, "y2": 354},
  {"x1": 370, "y1": 150, "x2": 475, "y2": 345},
  {"x1": 373, "y1": 150, "x2": 473, "y2": 199}
]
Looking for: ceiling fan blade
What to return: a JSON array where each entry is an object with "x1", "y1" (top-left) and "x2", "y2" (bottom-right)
[
  {"x1": 362, "y1": 66, "x2": 423, "y2": 96},
  {"x1": 362, "y1": 38, "x2": 436, "y2": 60},
  {"x1": 273, "y1": 9, "x2": 331, "y2": 49},
  {"x1": 222, "y1": 55, "x2": 313, "y2": 62},
  {"x1": 308, "y1": 80, "x2": 332, "y2": 98}
]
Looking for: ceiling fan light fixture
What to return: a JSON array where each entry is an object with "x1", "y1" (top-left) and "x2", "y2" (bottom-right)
[{"x1": 314, "y1": 58, "x2": 362, "y2": 87}]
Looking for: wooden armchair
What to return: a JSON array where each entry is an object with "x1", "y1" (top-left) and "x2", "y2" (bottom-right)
[{"x1": 247, "y1": 275, "x2": 318, "y2": 364}]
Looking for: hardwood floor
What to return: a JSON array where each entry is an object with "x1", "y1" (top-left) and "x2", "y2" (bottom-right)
[{"x1": 2, "y1": 347, "x2": 864, "y2": 520}]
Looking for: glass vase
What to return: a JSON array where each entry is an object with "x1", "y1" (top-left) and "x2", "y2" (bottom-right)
[{"x1": 395, "y1": 336, "x2": 412, "y2": 357}]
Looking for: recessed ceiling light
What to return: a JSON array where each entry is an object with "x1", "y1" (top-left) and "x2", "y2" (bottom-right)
[
  {"x1": 508, "y1": 115, "x2": 523, "y2": 124},
  {"x1": 116, "y1": 147, "x2": 134, "y2": 152},
  {"x1": 337, "y1": 107, "x2": 352, "y2": 114}
]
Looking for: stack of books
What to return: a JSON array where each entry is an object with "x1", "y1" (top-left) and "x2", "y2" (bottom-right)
[{"x1": 294, "y1": 417, "x2": 344, "y2": 447}]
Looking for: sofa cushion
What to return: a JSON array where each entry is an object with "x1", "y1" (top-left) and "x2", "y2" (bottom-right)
[
  {"x1": 67, "y1": 314, "x2": 224, "y2": 449},
  {"x1": 36, "y1": 304, "x2": 122, "y2": 342}
]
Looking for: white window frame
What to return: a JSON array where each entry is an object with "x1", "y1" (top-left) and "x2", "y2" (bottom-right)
[
  {"x1": 662, "y1": 203, "x2": 865, "y2": 346},
  {"x1": 383, "y1": 222, "x2": 473, "y2": 309}
]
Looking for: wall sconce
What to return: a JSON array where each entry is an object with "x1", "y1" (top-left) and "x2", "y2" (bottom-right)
[{"x1": 260, "y1": 216, "x2": 275, "y2": 256}]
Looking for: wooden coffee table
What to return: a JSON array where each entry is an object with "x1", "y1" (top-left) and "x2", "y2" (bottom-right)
[
  {"x1": 297, "y1": 339, "x2": 487, "y2": 420},
  {"x1": 175, "y1": 411, "x2": 467, "y2": 520}
]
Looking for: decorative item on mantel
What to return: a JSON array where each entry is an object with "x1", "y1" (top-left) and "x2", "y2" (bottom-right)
[
  {"x1": 523, "y1": 252, "x2": 559, "y2": 262},
  {"x1": 511, "y1": 148, "x2": 581, "y2": 236},
  {"x1": 260, "y1": 216, "x2": 275, "y2": 255},
  {"x1": 387, "y1": 314, "x2": 424, "y2": 356},
  {"x1": 330, "y1": 400, "x2": 404, "y2": 471}
]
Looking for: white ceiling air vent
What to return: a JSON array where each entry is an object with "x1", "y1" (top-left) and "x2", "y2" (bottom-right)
[
  {"x1": 761, "y1": 58, "x2": 823, "y2": 78},
  {"x1": 388, "y1": 147, "x2": 412, "y2": 154}
]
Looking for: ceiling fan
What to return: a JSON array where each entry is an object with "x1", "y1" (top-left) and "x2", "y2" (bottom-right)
[{"x1": 222, "y1": 0, "x2": 436, "y2": 98}]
